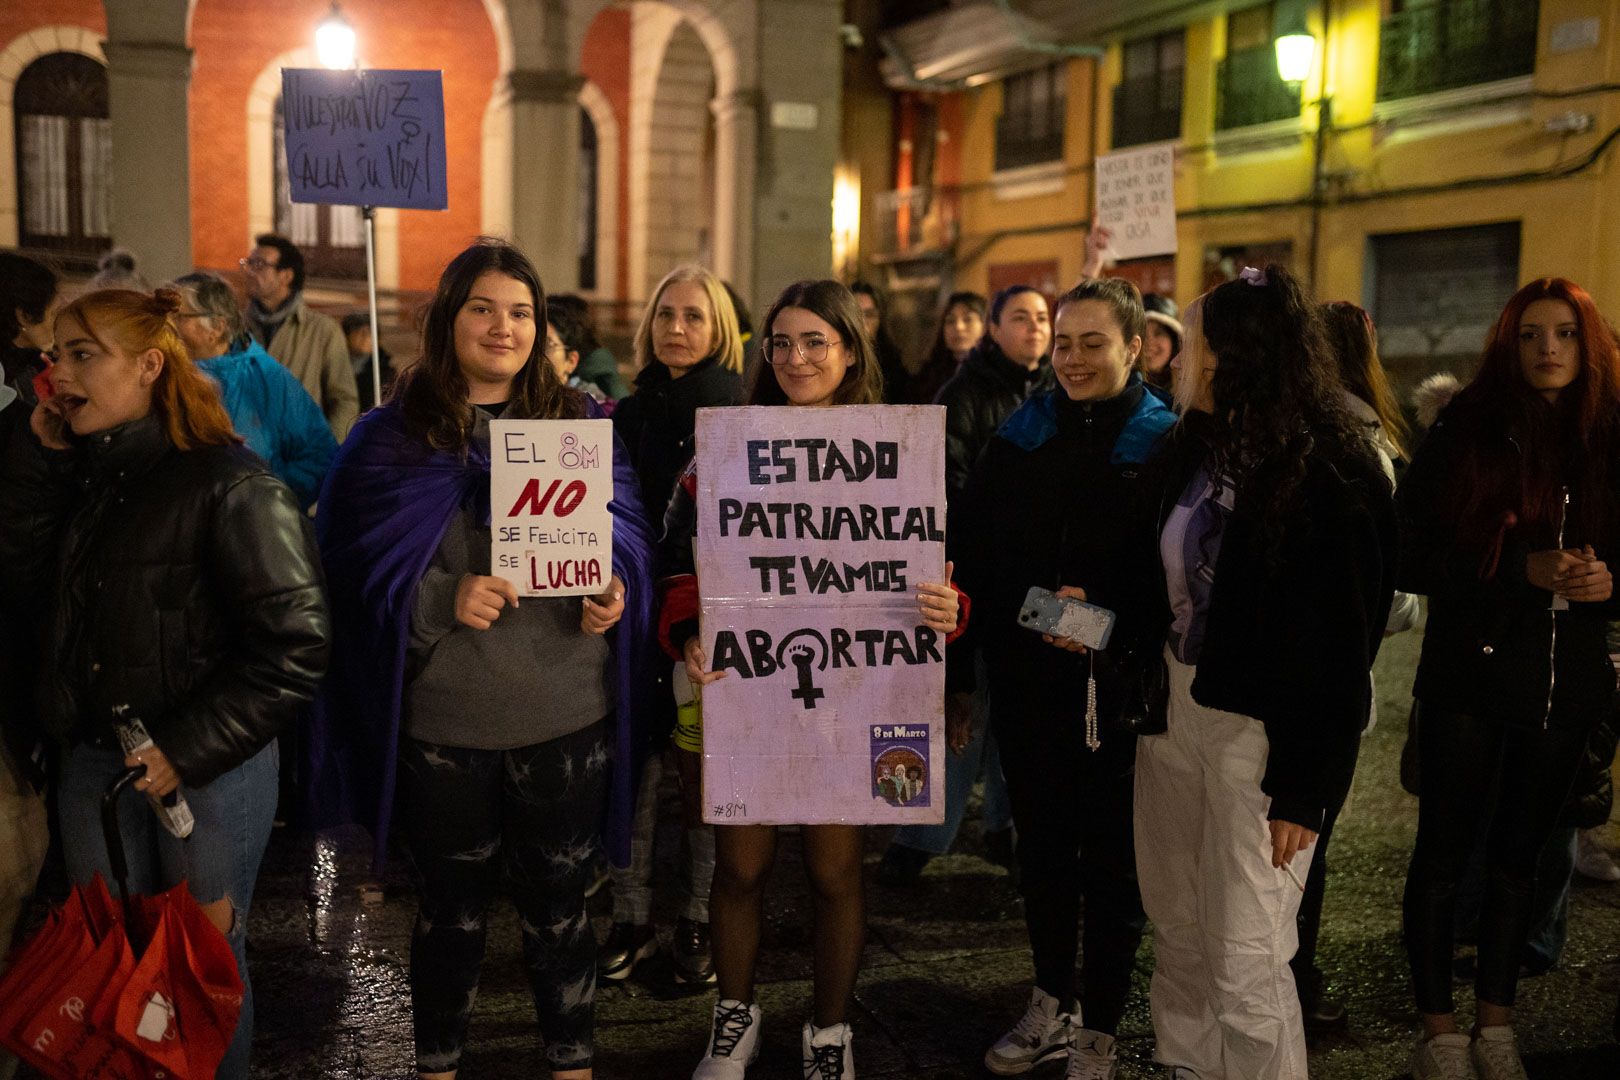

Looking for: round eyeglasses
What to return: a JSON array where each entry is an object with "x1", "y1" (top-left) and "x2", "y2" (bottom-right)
[{"x1": 764, "y1": 336, "x2": 842, "y2": 366}]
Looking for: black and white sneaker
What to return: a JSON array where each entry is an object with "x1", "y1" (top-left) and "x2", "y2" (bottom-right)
[
  {"x1": 693, "y1": 999, "x2": 761, "y2": 1080},
  {"x1": 984, "y1": 987, "x2": 1076, "y2": 1075},
  {"x1": 802, "y1": 1021, "x2": 855, "y2": 1080}
]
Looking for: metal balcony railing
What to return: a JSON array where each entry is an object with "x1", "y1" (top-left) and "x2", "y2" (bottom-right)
[
  {"x1": 1377, "y1": 0, "x2": 1539, "y2": 102},
  {"x1": 1113, "y1": 71, "x2": 1184, "y2": 147},
  {"x1": 1216, "y1": 45, "x2": 1302, "y2": 131},
  {"x1": 873, "y1": 186, "x2": 961, "y2": 258}
]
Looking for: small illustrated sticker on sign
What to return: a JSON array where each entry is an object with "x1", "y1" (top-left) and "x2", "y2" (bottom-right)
[{"x1": 490, "y1": 419, "x2": 613, "y2": 598}]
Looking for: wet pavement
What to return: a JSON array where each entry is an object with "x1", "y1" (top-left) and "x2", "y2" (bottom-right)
[{"x1": 233, "y1": 631, "x2": 1620, "y2": 1079}]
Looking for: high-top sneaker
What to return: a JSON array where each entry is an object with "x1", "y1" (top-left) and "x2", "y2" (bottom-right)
[
  {"x1": 802, "y1": 1021, "x2": 855, "y2": 1080},
  {"x1": 1065, "y1": 1029, "x2": 1118, "y2": 1080},
  {"x1": 692, "y1": 999, "x2": 761, "y2": 1080},
  {"x1": 1410, "y1": 1032, "x2": 1478, "y2": 1080},
  {"x1": 984, "y1": 987, "x2": 1076, "y2": 1075},
  {"x1": 1470, "y1": 1026, "x2": 1528, "y2": 1080}
]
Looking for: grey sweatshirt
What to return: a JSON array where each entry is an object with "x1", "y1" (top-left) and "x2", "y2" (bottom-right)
[{"x1": 404, "y1": 405, "x2": 613, "y2": 749}]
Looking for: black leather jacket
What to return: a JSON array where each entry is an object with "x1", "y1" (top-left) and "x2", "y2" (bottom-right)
[
  {"x1": 612, "y1": 357, "x2": 744, "y2": 522},
  {"x1": 0, "y1": 416, "x2": 330, "y2": 787},
  {"x1": 933, "y1": 339, "x2": 1053, "y2": 510}
]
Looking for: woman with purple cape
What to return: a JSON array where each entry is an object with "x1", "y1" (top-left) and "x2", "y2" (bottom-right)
[{"x1": 307, "y1": 239, "x2": 657, "y2": 1080}]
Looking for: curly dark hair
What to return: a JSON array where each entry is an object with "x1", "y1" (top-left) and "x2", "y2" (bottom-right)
[
  {"x1": 394, "y1": 238, "x2": 582, "y2": 453},
  {"x1": 1194, "y1": 264, "x2": 1371, "y2": 550}
]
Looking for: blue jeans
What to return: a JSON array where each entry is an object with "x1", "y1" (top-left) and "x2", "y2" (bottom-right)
[
  {"x1": 890, "y1": 678, "x2": 1013, "y2": 857},
  {"x1": 57, "y1": 740, "x2": 279, "y2": 1080}
]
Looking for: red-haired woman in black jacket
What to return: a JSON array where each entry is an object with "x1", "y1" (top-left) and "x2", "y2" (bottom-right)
[{"x1": 1399, "y1": 278, "x2": 1620, "y2": 1080}]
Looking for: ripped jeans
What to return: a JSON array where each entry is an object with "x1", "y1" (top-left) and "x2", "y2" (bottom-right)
[
  {"x1": 399, "y1": 720, "x2": 608, "y2": 1074},
  {"x1": 58, "y1": 738, "x2": 278, "y2": 1080}
]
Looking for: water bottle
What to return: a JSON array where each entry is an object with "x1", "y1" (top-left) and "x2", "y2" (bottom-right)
[{"x1": 111, "y1": 706, "x2": 195, "y2": 839}]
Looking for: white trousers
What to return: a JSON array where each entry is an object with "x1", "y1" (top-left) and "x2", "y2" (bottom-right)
[{"x1": 1135, "y1": 653, "x2": 1311, "y2": 1080}]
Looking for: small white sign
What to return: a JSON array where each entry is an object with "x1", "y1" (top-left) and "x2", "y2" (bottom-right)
[
  {"x1": 490, "y1": 419, "x2": 614, "y2": 598},
  {"x1": 1550, "y1": 17, "x2": 1600, "y2": 54},
  {"x1": 770, "y1": 101, "x2": 820, "y2": 131},
  {"x1": 1094, "y1": 142, "x2": 1178, "y2": 261}
]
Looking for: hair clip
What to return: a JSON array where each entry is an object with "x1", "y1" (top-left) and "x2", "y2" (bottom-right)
[{"x1": 1238, "y1": 266, "x2": 1268, "y2": 287}]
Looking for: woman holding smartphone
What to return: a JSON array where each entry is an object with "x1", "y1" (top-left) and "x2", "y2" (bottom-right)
[{"x1": 659, "y1": 280, "x2": 963, "y2": 1080}]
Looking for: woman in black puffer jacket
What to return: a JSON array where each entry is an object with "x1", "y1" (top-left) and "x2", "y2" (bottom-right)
[{"x1": 0, "y1": 288, "x2": 329, "y2": 1080}]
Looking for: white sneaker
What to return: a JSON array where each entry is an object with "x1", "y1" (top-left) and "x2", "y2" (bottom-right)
[
  {"x1": 1470, "y1": 1026, "x2": 1528, "y2": 1080},
  {"x1": 802, "y1": 1021, "x2": 855, "y2": 1080},
  {"x1": 1410, "y1": 1032, "x2": 1478, "y2": 1080},
  {"x1": 984, "y1": 987, "x2": 1076, "y2": 1075},
  {"x1": 693, "y1": 999, "x2": 761, "y2": 1080},
  {"x1": 1575, "y1": 828, "x2": 1620, "y2": 882},
  {"x1": 1065, "y1": 1028, "x2": 1118, "y2": 1079}
]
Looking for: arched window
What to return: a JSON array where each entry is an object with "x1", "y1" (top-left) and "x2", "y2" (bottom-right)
[
  {"x1": 579, "y1": 105, "x2": 598, "y2": 292},
  {"x1": 272, "y1": 95, "x2": 365, "y2": 280},
  {"x1": 15, "y1": 52, "x2": 110, "y2": 256}
]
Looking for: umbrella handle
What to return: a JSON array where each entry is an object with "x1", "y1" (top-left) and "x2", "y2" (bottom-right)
[{"x1": 103, "y1": 765, "x2": 146, "y2": 925}]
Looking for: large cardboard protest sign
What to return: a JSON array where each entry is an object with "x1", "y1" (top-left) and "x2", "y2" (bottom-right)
[
  {"x1": 490, "y1": 419, "x2": 614, "y2": 598},
  {"x1": 694, "y1": 406, "x2": 947, "y2": 826},
  {"x1": 1094, "y1": 142, "x2": 1177, "y2": 261},
  {"x1": 280, "y1": 69, "x2": 448, "y2": 210}
]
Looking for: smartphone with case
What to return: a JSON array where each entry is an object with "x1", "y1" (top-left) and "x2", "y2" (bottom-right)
[{"x1": 1018, "y1": 586, "x2": 1116, "y2": 650}]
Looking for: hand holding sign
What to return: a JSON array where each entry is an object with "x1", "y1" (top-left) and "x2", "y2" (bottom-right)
[
  {"x1": 456, "y1": 574, "x2": 519, "y2": 630},
  {"x1": 915, "y1": 561, "x2": 958, "y2": 633},
  {"x1": 684, "y1": 637, "x2": 727, "y2": 687},
  {"x1": 581, "y1": 575, "x2": 626, "y2": 635}
]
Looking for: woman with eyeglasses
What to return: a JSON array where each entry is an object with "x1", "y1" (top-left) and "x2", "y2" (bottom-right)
[
  {"x1": 1398, "y1": 279, "x2": 1620, "y2": 1080},
  {"x1": 168, "y1": 270, "x2": 337, "y2": 511},
  {"x1": 662, "y1": 280, "x2": 964, "y2": 1080},
  {"x1": 599, "y1": 264, "x2": 747, "y2": 988}
]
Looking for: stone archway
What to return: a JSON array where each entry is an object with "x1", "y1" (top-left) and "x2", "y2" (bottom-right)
[{"x1": 0, "y1": 25, "x2": 107, "y2": 249}]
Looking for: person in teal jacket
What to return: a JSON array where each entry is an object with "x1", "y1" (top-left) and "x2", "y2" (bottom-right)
[{"x1": 171, "y1": 272, "x2": 338, "y2": 510}]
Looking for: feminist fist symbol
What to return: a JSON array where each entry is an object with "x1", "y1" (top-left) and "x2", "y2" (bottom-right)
[{"x1": 787, "y1": 644, "x2": 824, "y2": 709}]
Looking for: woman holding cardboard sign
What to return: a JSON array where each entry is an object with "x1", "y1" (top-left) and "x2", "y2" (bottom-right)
[
  {"x1": 656, "y1": 279, "x2": 965, "y2": 1080},
  {"x1": 311, "y1": 239, "x2": 657, "y2": 1080}
]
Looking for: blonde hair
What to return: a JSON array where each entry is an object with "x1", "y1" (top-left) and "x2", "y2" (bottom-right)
[{"x1": 632, "y1": 264, "x2": 744, "y2": 374}]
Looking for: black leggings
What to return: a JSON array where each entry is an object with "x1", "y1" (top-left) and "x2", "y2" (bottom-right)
[
  {"x1": 995, "y1": 717, "x2": 1145, "y2": 1034},
  {"x1": 1402, "y1": 704, "x2": 1588, "y2": 1014},
  {"x1": 398, "y1": 721, "x2": 608, "y2": 1073}
]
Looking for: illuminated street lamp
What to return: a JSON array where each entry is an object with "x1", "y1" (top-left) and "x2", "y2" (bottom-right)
[
  {"x1": 1273, "y1": 2, "x2": 1316, "y2": 85},
  {"x1": 316, "y1": 4, "x2": 358, "y2": 70}
]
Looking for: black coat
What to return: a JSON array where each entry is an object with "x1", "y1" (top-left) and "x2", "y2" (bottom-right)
[
  {"x1": 0, "y1": 416, "x2": 330, "y2": 788},
  {"x1": 1134, "y1": 424, "x2": 1397, "y2": 831},
  {"x1": 948, "y1": 381, "x2": 1175, "y2": 745},
  {"x1": 934, "y1": 339, "x2": 1054, "y2": 510},
  {"x1": 611, "y1": 357, "x2": 744, "y2": 524},
  {"x1": 1397, "y1": 407, "x2": 1619, "y2": 728}
]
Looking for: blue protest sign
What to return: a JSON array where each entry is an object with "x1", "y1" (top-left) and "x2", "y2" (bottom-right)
[{"x1": 280, "y1": 68, "x2": 448, "y2": 210}]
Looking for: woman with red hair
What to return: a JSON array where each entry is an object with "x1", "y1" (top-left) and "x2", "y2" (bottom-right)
[
  {"x1": 0, "y1": 288, "x2": 330, "y2": 1080},
  {"x1": 1399, "y1": 278, "x2": 1620, "y2": 1080}
]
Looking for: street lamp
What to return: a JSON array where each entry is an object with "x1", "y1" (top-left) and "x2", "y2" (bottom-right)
[
  {"x1": 316, "y1": 4, "x2": 358, "y2": 70},
  {"x1": 1273, "y1": 1, "x2": 1315, "y2": 85}
]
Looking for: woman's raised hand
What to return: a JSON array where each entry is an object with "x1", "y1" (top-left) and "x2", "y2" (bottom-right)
[{"x1": 916, "y1": 561, "x2": 959, "y2": 634}]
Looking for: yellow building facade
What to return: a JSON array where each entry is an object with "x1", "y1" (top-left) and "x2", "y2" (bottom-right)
[{"x1": 870, "y1": 0, "x2": 1620, "y2": 381}]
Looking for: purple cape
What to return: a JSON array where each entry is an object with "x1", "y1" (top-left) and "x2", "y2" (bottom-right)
[{"x1": 305, "y1": 400, "x2": 658, "y2": 870}]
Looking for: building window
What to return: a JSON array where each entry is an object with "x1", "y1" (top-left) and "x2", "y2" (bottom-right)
[
  {"x1": 1114, "y1": 31, "x2": 1185, "y2": 148},
  {"x1": 996, "y1": 63, "x2": 1067, "y2": 172},
  {"x1": 14, "y1": 52, "x2": 110, "y2": 258},
  {"x1": 272, "y1": 96, "x2": 365, "y2": 280},
  {"x1": 1216, "y1": 3, "x2": 1301, "y2": 130},
  {"x1": 1203, "y1": 241, "x2": 1294, "y2": 290},
  {"x1": 1369, "y1": 221, "x2": 1520, "y2": 393},
  {"x1": 579, "y1": 106, "x2": 598, "y2": 292},
  {"x1": 1377, "y1": 0, "x2": 1539, "y2": 102}
]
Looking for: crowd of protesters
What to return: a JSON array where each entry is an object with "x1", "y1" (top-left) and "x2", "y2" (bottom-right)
[{"x1": 1, "y1": 224, "x2": 1619, "y2": 1080}]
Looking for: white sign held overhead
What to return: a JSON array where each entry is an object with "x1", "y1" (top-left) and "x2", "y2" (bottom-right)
[
  {"x1": 1094, "y1": 143, "x2": 1178, "y2": 261},
  {"x1": 490, "y1": 419, "x2": 614, "y2": 598}
]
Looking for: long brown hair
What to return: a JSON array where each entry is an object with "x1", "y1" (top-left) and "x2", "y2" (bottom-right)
[
  {"x1": 1448, "y1": 277, "x2": 1620, "y2": 542},
  {"x1": 749, "y1": 280, "x2": 884, "y2": 407},
  {"x1": 395, "y1": 238, "x2": 582, "y2": 452},
  {"x1": 1320, "y1": 301, "x2": 1409, "y2": 460},
  {"x1": 54, "y1": 288, "x2": 238, "y2": 451}
]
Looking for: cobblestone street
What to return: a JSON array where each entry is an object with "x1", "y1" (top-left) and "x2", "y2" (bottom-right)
[{"x1": 246, "y1": 632, "x2": 1620, "y2": 1079}]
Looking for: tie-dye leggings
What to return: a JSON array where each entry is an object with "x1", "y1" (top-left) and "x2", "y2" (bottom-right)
[{"x1": 399, "y1": 720, "x2": 609, "y2": 1073}]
